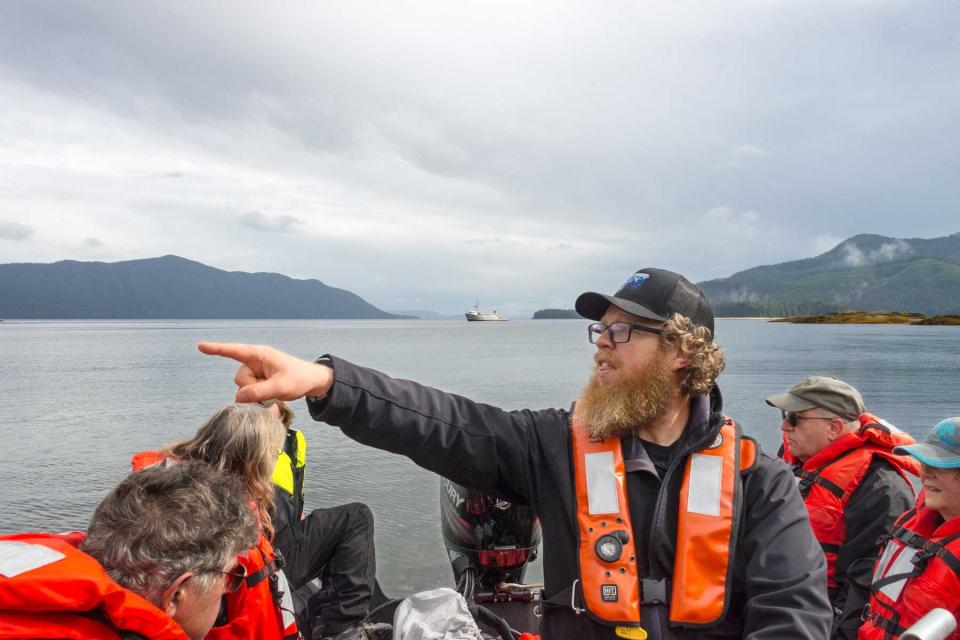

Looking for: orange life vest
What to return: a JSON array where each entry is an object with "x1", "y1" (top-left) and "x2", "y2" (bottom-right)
[
  {"x1": 786, "y1": 413, "x2": 919, "y2": 589},
  {"x1": 0, "y1": 532, "x2": 189, "y2": 640},
  {"x1": 860, "y1": 504, "x2": 960, "y2": 640},
  {"x1": 132, "y1": 451, "x2": 300, "y2": 640},
  {"x1": 571, "y1": 413, "x2": 757, "y2": 632}
]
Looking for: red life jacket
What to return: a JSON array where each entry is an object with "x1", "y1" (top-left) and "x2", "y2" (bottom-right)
[
  {"x1": 570, "y1": 412, "x2": 758, "y2": 635},
  {"x1": 0, "y1": 532, "x2": 189, "y2": 640},
  {"x1": 860, "y1": 504, "x2": 960, "y2": 640},
  {"x1": 787, "y1": 414, "x2": 919, "y2": 589},
  {"x1": 132, "y1": 451, "x2": 300, "y2": 640}
]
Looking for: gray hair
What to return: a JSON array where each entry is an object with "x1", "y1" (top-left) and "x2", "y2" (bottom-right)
[
  {"x1": 810, "y1": 407, "x2": 860, "y2": 433},
  {"x1": 81, "y1": 460, "x2": 259, "y2": 601}
]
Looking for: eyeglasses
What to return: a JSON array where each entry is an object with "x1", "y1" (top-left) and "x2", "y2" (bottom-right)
[
  {"x1": 587, "y1": 322, "x2": 663, "y2": 344},
  {"x1": 222, "y1": 564, "x2": 248, "y2": 593},
  {"x1": 781, "y1": 411, "x2": 836, "y2": 428}
]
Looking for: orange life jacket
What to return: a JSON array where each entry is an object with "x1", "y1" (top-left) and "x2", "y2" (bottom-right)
[
  {"x1": 571, "y1": 413, "x2": 757, "y2": 633},
  {"x1": 860, "y1": 504, "x2": 960, "y2": 640},
  {"x1": 786, "y1": 413, "x2": 919, "y2": 589},
  {"x1": 132, "y1": 451, "x2": 300, "y2": 640},
  {"x1": 0, "y1": 532, "x2": 189, "y2": 640}
]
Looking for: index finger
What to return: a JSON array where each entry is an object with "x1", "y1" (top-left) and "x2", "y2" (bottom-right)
[{"x1": 197, "y1": 342, "x2": 259, "y2": 364}]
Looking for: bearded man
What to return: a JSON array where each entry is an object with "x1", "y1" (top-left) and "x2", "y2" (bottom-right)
[{"x1": 199, "y1": 267, "x2": 832, "y2": 640}]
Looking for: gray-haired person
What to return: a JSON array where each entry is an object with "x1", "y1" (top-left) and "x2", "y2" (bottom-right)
[{"x1": 0, "y1": 460, "x2": 259, "y2": 640}]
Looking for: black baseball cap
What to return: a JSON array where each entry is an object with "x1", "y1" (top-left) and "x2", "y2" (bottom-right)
[{"x1": 575, "y1": 268, "x2": 715, "y2": 336}]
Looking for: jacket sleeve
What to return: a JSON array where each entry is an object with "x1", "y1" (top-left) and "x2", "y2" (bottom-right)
[
  {"x1": 739, "y1": 455, "x2": 834, "y2": 640},
  {"x1": 832, "y1": 459, "x2": 915, "y2": 640},
  {"x1": 306, "y1": 355, "x2": 567, "y2": 505}
]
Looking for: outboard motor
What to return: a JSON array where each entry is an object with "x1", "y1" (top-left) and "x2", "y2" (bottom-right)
[
  {"x1": 360, "y1": 480, "x2": 543, "y2": 639},
  {"x1": 440, "y1": 478, "x2": 542, "y2": 598}
]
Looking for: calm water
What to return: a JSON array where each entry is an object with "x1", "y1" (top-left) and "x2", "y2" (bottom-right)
[{"x1": 1, "y1": 319, "x2": 958, "y2": 593}]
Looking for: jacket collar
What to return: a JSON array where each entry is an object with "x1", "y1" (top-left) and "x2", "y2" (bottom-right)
[{"x1": 621, "y1": 385, "x2": 725, "y2": 471}]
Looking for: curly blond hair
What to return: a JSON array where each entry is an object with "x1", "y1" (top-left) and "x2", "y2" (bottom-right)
[{"x1": 659, "y1": 313, "x2": 725, "y2": 397}]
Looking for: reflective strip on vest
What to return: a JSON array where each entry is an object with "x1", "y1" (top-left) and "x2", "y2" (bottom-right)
[
  {"x1": 275, "y1": 568, "x2": 298, "y2": 634},
  {"x1": 585, "y1": 452, "x2": 620, "y2": 515},
  {"x1": 873, "y1": 542, "x2": 919, "y2": 602},
  {"x1": 686, "y1": 454, "x2": 723, "y2": 517},
  {"x1": 0, "y1": 541, "x2": 65, "y2": 577}
]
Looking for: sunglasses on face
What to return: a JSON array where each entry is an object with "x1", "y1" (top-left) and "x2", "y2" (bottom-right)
[
  {"x1": 780, "y1": 410, "x2": 835, "y2": 428},
  {"x1": 222, "y1": 564, "x2": 248, "y2": 593},
  {"x1": 587, "y1": 322, "x2": 663, "y2": 344}
]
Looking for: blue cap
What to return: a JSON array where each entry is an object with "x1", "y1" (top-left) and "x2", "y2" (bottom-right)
[{"x1": 894, "y1": 417, "x2": 960, "y2": 469}]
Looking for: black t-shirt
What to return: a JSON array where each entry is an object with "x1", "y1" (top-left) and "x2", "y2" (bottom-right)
[
  {"x1": 622, "y1": 436, "x2": 683, "y2": 578},
  {"x1": 639, "y1": 438, "x2": 676, "y2": 478}
]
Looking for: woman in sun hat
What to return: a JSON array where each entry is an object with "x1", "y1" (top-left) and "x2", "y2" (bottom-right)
[{"x1": 858, "y1": 417, "x2": 960, "y2": 639}]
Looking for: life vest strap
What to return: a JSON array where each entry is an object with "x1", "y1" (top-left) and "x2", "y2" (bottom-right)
[
  {"x1": 889, "y1": 528, "x2": 960, "y2": 575},
  {"x1": 796, "y1": 469, "x2": 844, "y2": 498},
  {"x1": 543, "y1": 577, "x2": 672, "y2": 614},
  {"x1": 246, "y1": 557, "x2": 285, "y2": 589},
  {"x1": 863, "y1": 609, "x2": 907, "y2": 639}
]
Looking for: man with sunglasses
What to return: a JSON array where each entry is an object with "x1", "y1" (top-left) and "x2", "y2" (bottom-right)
[
  {"x1": 0, "y1": 461, "x2": 260, "y2": 639},
  {"x1": 766, "y1": 377, "x2": 919, "y2": 639},
  {"x1": 198, "y1": 267, "x2": 833, "y2": 639}
]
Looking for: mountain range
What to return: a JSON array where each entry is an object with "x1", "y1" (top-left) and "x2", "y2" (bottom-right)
[
  {"x1": 698, "y1": 232, "x2": 960, "y2": 317},
  {"x1": 3, "y1": 232, "x2": 959, "y2": 319},
  {"x1": 0, "y1": 255, "x2": 410, "y2": 319}
]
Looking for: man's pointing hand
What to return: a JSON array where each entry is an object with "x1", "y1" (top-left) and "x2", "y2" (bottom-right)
[{"x1": 197, "y1": 342, "x2": 334, "y2": 403}]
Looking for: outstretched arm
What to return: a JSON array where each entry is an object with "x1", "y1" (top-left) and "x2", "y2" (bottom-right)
[{"x1": 197, "y1": 342, "x2": 333, "y2": 402}]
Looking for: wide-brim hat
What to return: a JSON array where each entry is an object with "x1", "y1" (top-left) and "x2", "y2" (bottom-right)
[
  {"x1": 894, "y1": 417, "x2": 960, "y2": 468},
  {"x1": 575, "y1": 268, "x2": 714, "y2": 336}
]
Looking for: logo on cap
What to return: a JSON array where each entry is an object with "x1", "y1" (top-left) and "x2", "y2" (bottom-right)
[
  {"x1": 623, "y1": 273, "x2": 650, "y2": 289},
  {"x1": 936, "y1": 420, "x2": 958, "y2": 448}
]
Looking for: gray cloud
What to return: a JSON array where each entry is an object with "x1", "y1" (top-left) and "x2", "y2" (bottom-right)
[
  {"x1": 0, "y1": 221, "x2": 34, "y2": 241},
  {"x1": 239, "y1": 212, "x2": 302, "y2": 233},
  {"x1": 0, "y1": 3, "x2": 957, "y2": 313},
  {"x1": 83, "y1": 237, "x2": 104, "y2": 247}
]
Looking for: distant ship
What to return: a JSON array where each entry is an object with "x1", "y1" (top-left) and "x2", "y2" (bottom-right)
[{"x1": 465, "y1": 303, "x2": 507, "y2": 322}]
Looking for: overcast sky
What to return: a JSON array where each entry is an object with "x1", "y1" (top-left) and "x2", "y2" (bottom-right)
[{"x1": 1, "y1": 2, "x2": 957, "y2": 315}]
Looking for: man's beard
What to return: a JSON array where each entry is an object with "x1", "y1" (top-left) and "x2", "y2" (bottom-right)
[{"x1": 578, "y1": 349, "x2": 678, "y2": 438}]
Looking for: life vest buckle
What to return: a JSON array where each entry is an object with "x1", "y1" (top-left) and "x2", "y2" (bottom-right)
[{"x1": 640, "y1": 578, "x2": 668, "y2": 606}]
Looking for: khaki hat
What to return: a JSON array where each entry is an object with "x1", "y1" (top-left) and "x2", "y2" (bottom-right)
[{"x1": 765, "y1": 376, "x2": 865, "y2": 421}]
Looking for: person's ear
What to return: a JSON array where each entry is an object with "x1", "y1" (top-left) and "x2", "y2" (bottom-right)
[
  {"x1": 828, "y1": 419, "x2": 845, "y2": 440},
  {"x1": 161, "y1": 572, "x2": 194, "y2": 617},
  {"x1": 667, "y1": 344, "x2": 688, "y2": 372}
]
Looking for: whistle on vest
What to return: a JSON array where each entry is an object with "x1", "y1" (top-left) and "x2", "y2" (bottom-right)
[{"x1": 614, "y1": 625, "x2": 648, "y2": 639}]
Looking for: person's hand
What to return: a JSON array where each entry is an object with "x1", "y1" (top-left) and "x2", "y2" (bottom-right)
[{"x1": 197, "y1": 342, "x2": 334, "y2": 403}]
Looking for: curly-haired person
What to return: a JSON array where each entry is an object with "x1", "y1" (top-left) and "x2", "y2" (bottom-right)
[{"x1": 200, "y1": 267, "x2": 833, "y2": 640}]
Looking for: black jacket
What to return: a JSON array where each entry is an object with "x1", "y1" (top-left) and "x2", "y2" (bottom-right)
[{"x1": 308, "y1": 356, "x2": 832, "y2": 639}]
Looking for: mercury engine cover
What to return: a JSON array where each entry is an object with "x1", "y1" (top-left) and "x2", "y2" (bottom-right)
[{"x1": 440, "y1": 478, "x2": 542, "y2": 590}]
